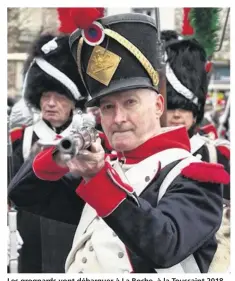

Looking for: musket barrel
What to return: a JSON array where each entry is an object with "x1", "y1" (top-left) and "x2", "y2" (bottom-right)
[{"x1": 57, "y1": 127, "x2": 98, "y2": 156}]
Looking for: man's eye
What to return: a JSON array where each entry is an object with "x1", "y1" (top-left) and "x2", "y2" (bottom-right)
[
  {"x1": 126, "y1": 99, "x2": 137, "y2": 106},
  {"x1": 102, "y1": 104, "x2": 114, "y2": 110},
  {"x1": 57, "y1": 95, "x2": 66, "y2": 101}
]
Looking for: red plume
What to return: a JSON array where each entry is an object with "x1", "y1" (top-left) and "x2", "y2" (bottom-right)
[
  {"x1": 182, "y1": 8, "x2": 194, "y2": 36},
  {"x1": 57, "y1": 8, "x2": 105, "y2": 33},
  {"x1": 57, "y1": 8, "x2": 78, "y2": 33},
  {"x1": 70, "y1": 8, "x2": 104, "y2": 29}
]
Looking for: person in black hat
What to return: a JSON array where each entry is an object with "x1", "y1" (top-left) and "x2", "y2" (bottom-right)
[
  {"x1": 162, "y1": 32, "x2": 230, "y2": 272},
  {"x1": 10, "y1": 33, "x2": 88, "y2": 175},
  {"x1": 9, "y1": 33, "x2": 91, "y2": 273},
  {"x1": 9, "y1": 10, "x2": 228, "y2": 273},
  {"x1": 162, "y1": 32, "x2": 230, "y2": 201}
]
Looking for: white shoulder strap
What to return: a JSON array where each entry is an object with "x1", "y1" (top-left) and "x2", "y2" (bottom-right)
[
  {"x1": 156, "y1": 156, "x2": 201, "y2": 273},
  {"x1": 158, "y1": 156, "x2": 201, "y2": 203},
  {"x1": 22, "y1": 125, "x2": 34, "y2": 161},
  {"x1": 206, "y1": 142, "x2": 218, "y2": 163}
]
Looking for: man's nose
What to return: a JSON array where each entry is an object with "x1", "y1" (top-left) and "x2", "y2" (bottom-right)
[
  {"x1": 47, "y1": 96, "x2": 56, "y2": 106},
  {"x1": 113, "y1": 106, "x2": 127, "y2": 124}
]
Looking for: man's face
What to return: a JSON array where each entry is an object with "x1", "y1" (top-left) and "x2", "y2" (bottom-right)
[
  {"x1": 40, "y1": 91, "x2": 75, "y2": 127},
  {"x1": 167, "y1": 109, "x2": 195, "y2": 130},
  {"x1": 100, "y1": 89, "x2": 163, "y2": 151}
]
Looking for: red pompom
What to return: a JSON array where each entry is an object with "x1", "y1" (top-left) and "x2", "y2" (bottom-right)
[
  {"x1": 70, "y1": 8, "x2": 105, "y2": 29},
  {"x1": 182, "y1": 8, "x2": 194, "y2": 36}
]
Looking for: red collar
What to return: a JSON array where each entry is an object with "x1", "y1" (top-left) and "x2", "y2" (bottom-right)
[{"x1": 116, "y1": 126, "x2": 191, "y2": 164}]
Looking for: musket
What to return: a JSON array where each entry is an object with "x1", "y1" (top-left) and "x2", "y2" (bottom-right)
[
  {"x1": 7, "y1": 112, "x2": 19, "y2": 273},
  {"x1": 38, "y1": 124, "x2": 98, "y2": 163},
  {"x1": 57, "y1": 127, "x2": 98, "y2": 156},
  {"x1": 155, "y1": 8, "x2": 167, "y2": 127}
]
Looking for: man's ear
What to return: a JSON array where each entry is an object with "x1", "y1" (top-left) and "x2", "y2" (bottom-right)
[{"x1": 156, "y1": 94, "x2": 164, "y2": 118}]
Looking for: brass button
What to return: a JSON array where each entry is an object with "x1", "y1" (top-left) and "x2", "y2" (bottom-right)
[
  {"x1": 118, "y1": 252, "x2": 124, "y2": 258},
  {"x1": 82, "y1": 257, "x2": 87, "y2": 263},
  {"x1": 89, "y1": 245, "x2": 94, "y2": 251}
]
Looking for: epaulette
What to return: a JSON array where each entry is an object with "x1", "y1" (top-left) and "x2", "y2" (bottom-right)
[
  {"x1": 181, "y1": 162, "x2": 230, "y2": 184},
  {"x1": 10, "y1": 126, "x2": 25, "y2": 143}
]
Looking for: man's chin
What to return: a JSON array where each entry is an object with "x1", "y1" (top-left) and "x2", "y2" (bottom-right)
[
  {"x1": 44, "y1": 117, "x2": 55, "y2": 123},
  {"x1": 44, "y1": 117, "x2": 61, "y2": 127},
  {"x1": 112, "y1": 141, "x2": 136, "y2": 152}
]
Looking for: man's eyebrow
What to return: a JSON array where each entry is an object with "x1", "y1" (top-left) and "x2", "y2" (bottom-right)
[
  {"x1": 100, "y1": 93, "x2": 138, "y2": 105},
  {"x1": 100, "y1": 99, "x2": 112, "y2": 105}
]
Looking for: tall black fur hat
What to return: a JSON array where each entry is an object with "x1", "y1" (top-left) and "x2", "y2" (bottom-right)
[
  {"x1": 69, "y1": 10, "x2": 161, "y2": 107},
  {"x1": 163, "y1": 35, "x2": 208, "y2": 124},
  {"x1": 23, "y1": 33, "x2": 88, "y2": 110}
]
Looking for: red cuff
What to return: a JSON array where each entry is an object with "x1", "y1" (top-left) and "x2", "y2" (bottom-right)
[
  {"x1": 76, "y1": 162, "x2": 134, "y2": 217},
  {"x1": 33, "y1": 146, "x2": 69, "y2": 181}
]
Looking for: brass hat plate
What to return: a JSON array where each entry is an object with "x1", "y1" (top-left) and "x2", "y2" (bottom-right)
[{"x1": 87, "y1": 45, "x2": 121, "y2": 86}]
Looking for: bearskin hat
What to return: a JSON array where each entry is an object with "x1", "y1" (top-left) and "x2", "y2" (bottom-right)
[
  {"x1": 23, "y1": 33, "x2": 88, "y2": 110},
  {"x1": 164, "y1": 36, "x2": 208, "y2": 125}
]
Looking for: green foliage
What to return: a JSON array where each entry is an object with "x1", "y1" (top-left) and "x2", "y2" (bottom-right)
[{"x1": 189, "y1": 8, "x2": 221, "y2": 57}]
